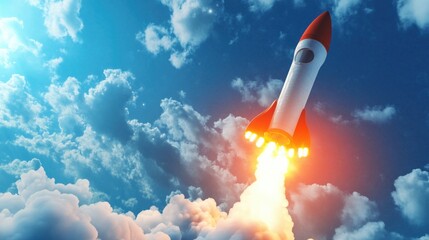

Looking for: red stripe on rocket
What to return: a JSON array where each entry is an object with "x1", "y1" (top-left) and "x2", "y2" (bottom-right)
[{"x1": 245, "y1": 11, "x2": 332, "y2": 158}]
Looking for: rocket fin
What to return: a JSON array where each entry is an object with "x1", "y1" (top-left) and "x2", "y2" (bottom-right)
[
  {"x1": 246, "y1": 100, "x2": 277, "y2": 136},
  {"x1": 292, "y1": 109, "x2": 310, "y2": 148}
]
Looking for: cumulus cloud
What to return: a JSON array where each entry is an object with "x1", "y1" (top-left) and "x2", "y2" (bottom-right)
[
  {"x1": 0, "y1": 165, "x2": 290, "y2": 240},
  {"x1": 392, "y1": 168, "x2": 429, "y2": 227},
  {"x1": 0, "y1": 158, "x2": 41, "y2": 176},
  {"x1": 154, "y1": 98, "x2": 249, "y2": 205},
  {"x1": 0, "y1": 170, "x2": 144, "y2": 240},
  {"x1": 231, "y1": 78, "x2": 283, "y2": 107},
  {"x1": 12, "y1": 69, "x2": 252, "y2": 207},
  {"x1": 16, "y1": 167, "x2": 93, "y2": 203},
  {"x1": 162, "y1": 0, "x2": 219, "y2": 47},
  {"x1": 138, "y1": 0, "x2": 221, "y2": 68},
  {"x1": 288, "y1": 183, "x2": 393, "y2": 240},
  {"x1": 28, "y1": 0, "x2": 84, "y2": 42},
  {"x1": 136, "y1": 24, "x2": 175, "y2": 55},
  {"x1": 84, "y1": 69, "x2": 135, "y2": 141},
  {"x1": 0, "y1": 17, "x2": 42, "y2": 68},
  {"x1": 397, "y1": 0, "x2": 429, "y2": 31},
  {"x1": 333, "y1": 221, "x2": 404, "y2": 240},
  {"x1": 44, "y1": 76, "x2": 84, "y2": 133},
  {"x1": 247, "y1": 0, "x2": 277, "y2": 13},
  {"x1": 352, "y1": 105, "x2": 396, "y2": 123},
  {"x1": 169, "y1": 49, "x2": 192, "y2": 69},
  {"x1": 0, "y1": 190, "x2": 98, "y2": 240}
]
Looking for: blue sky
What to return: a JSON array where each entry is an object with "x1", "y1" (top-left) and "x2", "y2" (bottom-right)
[{"x1": 0, "y1": 0, "x2": 428, "y2": 239}]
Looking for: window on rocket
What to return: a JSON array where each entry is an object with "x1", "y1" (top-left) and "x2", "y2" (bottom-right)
[{"x1": 295, "y1": 48, "x2": 314, "y2": 64}]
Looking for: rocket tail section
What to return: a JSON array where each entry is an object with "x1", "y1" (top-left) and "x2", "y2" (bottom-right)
[
  {"x1": 245, "y1": 100, "x2": 277, "y2": 136},
  {"x1": 292, "y1": 109, "x2": 310, "y2": 148}
]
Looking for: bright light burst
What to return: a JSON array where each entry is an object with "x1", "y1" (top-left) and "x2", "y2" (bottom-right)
[{"x1": 229, "y1": 141, "x2": 294, "y2": 239}]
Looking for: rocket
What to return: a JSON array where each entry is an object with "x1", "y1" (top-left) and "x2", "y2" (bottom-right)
[{"x1": 244, "y1": 11, "x2": 332, "y2": 158}]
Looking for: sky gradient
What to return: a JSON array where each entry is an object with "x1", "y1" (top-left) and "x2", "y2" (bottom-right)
[{"x1": 0, "y1": 0, "x2": 429, "y2": 239}]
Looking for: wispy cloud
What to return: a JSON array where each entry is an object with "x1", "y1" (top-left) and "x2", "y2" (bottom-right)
[
  {"x1": 0, "y1": 17, "x2": 42, "y2": 68},
  {"x1": 231, "y1": 78, "x2": 283, "y2": 107},
  {"x1": 314, "y1": 102, "x2": 397, "y2": 125},
  {"x1": 352, "y1": 105, "x2": 396, "y2": 124},
  {"x1": 247, "y1": 0, "x2": 277, "y2": 13}
]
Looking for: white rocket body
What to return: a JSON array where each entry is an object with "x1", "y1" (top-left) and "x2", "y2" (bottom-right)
[
  {"x1": 269, "y1": 39, "x2": 327, "y2": 135},
  {"x1": 245, "y1": 11, "x2": 332, "y2": 157}
]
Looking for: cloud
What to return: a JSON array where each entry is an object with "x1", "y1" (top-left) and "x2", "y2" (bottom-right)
[
  {"x1": 154, "y1": 98, "x2": 249, "y2": 205},
  {"x1": 331, "y1": 0, "x2": 363, "y2": 21},
  {"x1": 44, "y1": 57, "x2": 63, "y2": 80},
  {"x1": 231, "y1": 78, "x2": 283, "y2": 107},
  {"x1": 352, "y1": 105, "x2": 396, "y2": 123},
  {"x1": 3, "y1": 150, "x2": 428, "y2": 240},
  {"x1": 289, "y1": 183, "x2": 344, "y2": 240},
  {"x1": 0, "y1": 17, "x2": 42, "y2": 68},
  {"x1": 136, "y1": 24, "x2": 175, "y2": 55},
  {"x1": 138, "y1": 0, "x2": 221, "y2": 68},
  {"x1": 0, "y1": 74, "x2": 47, "y2": 133},
  {"x1": 80, "y1": 202, "x2": 145, "y2": 240},
  {"x1": 246, "y1": 0, "x2": 277, "y2": 13},
  {"x1": 288, "y1": 183, "x2": 396, "y2": 240},
  {"x1": 28, "y1": 0, "x2": 84, "y2": 42},
  {"x1": 162, "y1": 0, "x2": 219, "y2": 47},
  {"x1": 0, "y1": 167, "x2": 290, "y2": 240},
  {"x1": 0, "y1": 158, "x2": 41, "y2": 176},
  {"x1": 44, "y1": 76, "x2": 84, "y2": 133},
  {"x1": 397, "y1": 0, "x2": 429, "y2": 31},
  {"x1": 0, "y1": 169, "x2": 147, "y2": 240},
  {"x1": 84, "y1": 69, "x2": 135, "y2": 141},
  {"x1": 333, "y1": 221, "x2": 404, "y2": 240},
  {"x1": 313, "y1": 102, "x2": 396, "y2": 125},
  {"x1": 169, "y1": 49, "x2": 192, "y2": 69},
  {"x1": 0, "y1": 190, "x2": 98, "y2": 240},
  {"x1": 16, "y1": 168, "x2": 92, "y2": 203},
  {"x1": 12, "y1": 69, "x2": 251, "y2": 207},
  {"x1": 392, "y1": 168, "x2": 429, "y2": 227},
  {"x1": 137, "y1": 194, "x2": 224, "y2": 239}
]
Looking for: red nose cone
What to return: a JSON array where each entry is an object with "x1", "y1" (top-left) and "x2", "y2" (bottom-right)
[{"x1": 300, "y1": 11, "x2": 332, "y2": 52}]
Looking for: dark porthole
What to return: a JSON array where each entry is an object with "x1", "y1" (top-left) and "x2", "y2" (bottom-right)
[{"x1": 295, "y1": 48, "x2": 314, "y2": 64}]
